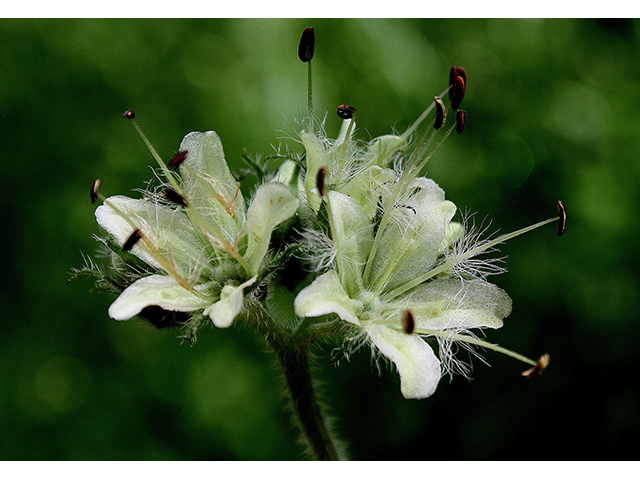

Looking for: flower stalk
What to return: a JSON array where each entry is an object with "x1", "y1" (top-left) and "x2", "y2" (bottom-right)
[{"x1": 272, "y1": 339, "x2": 343, "y2": 461}]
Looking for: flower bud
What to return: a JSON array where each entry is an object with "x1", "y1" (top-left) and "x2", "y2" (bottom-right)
[{"x1": 122, "y1": 109, "x2": 135, "y2": 120}]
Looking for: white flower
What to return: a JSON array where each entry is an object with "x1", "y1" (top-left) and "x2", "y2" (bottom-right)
[
  {"x1": 294, "y1": 124, "x2": 513, "y2": 399},
  {"x1": 95, "y1": 131, "x2": 298, "y2": 328}
]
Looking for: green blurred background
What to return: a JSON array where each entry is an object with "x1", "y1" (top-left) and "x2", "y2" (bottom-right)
[{"x1": 1, "y1": 18, "x2": 639, "y2": 460}]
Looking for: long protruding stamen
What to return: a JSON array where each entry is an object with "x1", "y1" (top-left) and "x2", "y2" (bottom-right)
[
  {"x1": 402, "y1": 86, "x2": 450, "y2": 140},
  {"x1": 362, "y1": 119, "x2": 454, "y2": 286},
  {"x1": 298, "y1": 27, "x2": 315, "y2": 131},
  {"x1": 121, "y1": 111, "x2": 250, "y2": 272},
  {"x1": 384, "y1": 210, "x2": 565, "y2": 301},
  {"x1": 418, "y1": 329, "x2": 538, "y2": 366},
  {"x1": 122, "y1": 110, "x2": 181, "y2": 192}
]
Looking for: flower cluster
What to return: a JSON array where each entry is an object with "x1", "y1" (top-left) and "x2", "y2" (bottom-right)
[{"x1": 75, "y1": 29, "x2": 562, "y2": 401}]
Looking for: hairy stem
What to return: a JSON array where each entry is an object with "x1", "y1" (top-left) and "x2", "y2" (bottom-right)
[{"x1": 270, "y1": 338, "x2": 343, "y2": 460}]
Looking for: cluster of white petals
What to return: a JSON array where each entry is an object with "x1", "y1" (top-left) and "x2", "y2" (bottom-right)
[
  {"x1": 293, "y1": 119, "x2": 512, "y2": 399},
  {"x1": 96, "y1": 131, "x2": 297, "y2": 328}
]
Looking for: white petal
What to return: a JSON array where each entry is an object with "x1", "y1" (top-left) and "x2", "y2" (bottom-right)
[
  {"x1": 96, "y1": 195, "x2": 204, "y2": 276},
  {"x1": 367, "y1": 324, "x2": 441, "y2": 399},
  {"x1": 108, "y1": 275, "x2": 210, "y2": 321},
  {"x1": 178, "y1": 131, "x2": 245, "y2": 236},
  {"x1": 363, "y1": 135, "x2": 406, "y2": 168},
  {"x1": 293, "y1": 270, "x2": 360, "y2": 325},
  {"x1": 340, "y1": 166, "x2": 397, "y2": 219},
  {"x1": 243, "y1": 183, "x2": 298, "y2": 275},
  {"x1": 405, "y1": 278, "x2": 512, "y2": 330},
  {"x1": 203, "y1": 276, "x2": 257, "y2": 328},
  {"x1": 371, "y1": 178, "x2": 456, "y2": 292},
  {"x1": 326, "y1": 191, "x2": 373, "y2": 297}
]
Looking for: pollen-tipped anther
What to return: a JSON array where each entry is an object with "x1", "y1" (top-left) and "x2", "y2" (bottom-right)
[
  {"x1": 337, "y1": 105, "x2": 356, "y2": 120},
  {"x1": 167, "y1": 150, "x2": 188, "y2": 170},
  {"x1": 164, "y1": 187, "x2": 189, "y2": 207},
  {"x1": 433, "y1": 97, "x2": 446, "y2": 130},
  {"x1": 316, "y1": 166, "x2": 327, "y2": 198},
  {"x1": 556, "y1": 200, "x2": 567, "y2": 237},
  {"x1": 402, "y1": 309, "x2": 415, "y2": 334},
  {"x1": 521, "y1": 353, "x2": 550, "y2": 378},
  {"x1": 450, "y1": 75, "x2": 466, "y2": 111},
  {"x1": 298, "y1": 27, "x2": 315, "y2": 63},
  {"x1": 449, "y1": 67, "x2": 466, "y2": 99},
  {"x1": 90, "y1": 179, "x2": 102, "y2": 204},
  {"x1": 122, "y1": 109, "x2": 135, "y2": 120},
  {"x1": 123, "y1": 229, "x2": 142, "y2": 252},
  {"x1": 456, "y1": 110, "x2": 466, "y2": 134}
]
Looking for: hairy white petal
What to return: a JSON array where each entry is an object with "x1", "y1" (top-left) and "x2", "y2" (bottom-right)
[
  {"x1": 243, "y1": 183, "x2": 298, "y2": 275},
  {"x1": 401, "y1": 277, "x2": 512, "y2": 330},
  {"x1": 371, "y1": 178, "x2": 456, "y2": 292},
  {"x1": 179, "y1": 131, "x2": 245, "y2": 236},
  {"x1": 327, "y1": 190, "x2": 373, "y2": 297},
  {"x1": 204, "y1": 276, "x2": 257, "y2": 328},
  {"x1": 108, "y1": 275, "x2": 210, "y2": 321},
  {"x1": 294, "y1": 270, "x2": 360, "y2": 325},
  {"x1": 367, "y1": 323, "x2": 441, "y2": 399},
  {"x1": 96, "y1": 195, "x2": 204, "y2": 276}
]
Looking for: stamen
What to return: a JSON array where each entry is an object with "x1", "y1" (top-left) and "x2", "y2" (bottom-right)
[
  {"x1": 456, "y1": 110, "x2": 466, "y2": 134},
  {"x1": 450, "y1": 75, "x2": 466, "y2": 111},
  {"x1": 384, "y1": 212, "x2": 562, "y2": 301},
  {"x1": 448, "y1": 66, "x2": 458, "y2": 100},
  {"x1": 122, "y1": 110, "x2": 180, "y2": 192},
  {"x1": 299, "y1": 27, "x2": 315, "y2": 128},
  {"x1": 337, "y1": 104, "x2": 356, "y2": 120},
  {"x1": 316, "y1": 166, "x2": 327, "y2": 198},
  {"x1": 167, "y1": 150, "x2": 188, "y2": 170},
  {"x1": 164, "y1": 187, "x2": 189, "y2": 207},
  {"x1": 454, "y1": 67, "x2": 467, "y2": 87},
  {"x1": 420, "y1": 329, "x2": 539, "y2": 366},
  {"x1": 556, "y1": 200, "x2": 567, "y2": 236},
  {"x1": 123, "y1": 228, "x2": 143, "y2": 252},
  {"x1": 521, "y1": 353, "x2": 550, "y2": 378},
  {"x1": 448, "y1": 67, "x2": 466, "y2": 100},
  {"x1": 298, "y1": 27, "x2": 315, "y2": 63},
  {"x1": 402, "y1": 309, "x2": 415, "y2": 334},
  {"x1": 433, "y1": 97, "x2": 446, "y2": 130},
  {"x1": 90, "y1": 179, "x2": 102, "y2": 204}
]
